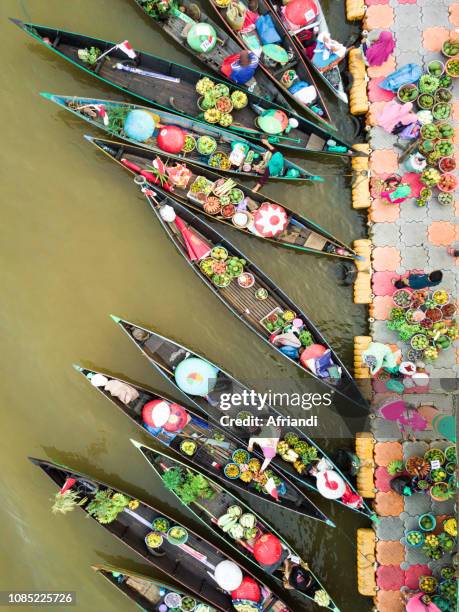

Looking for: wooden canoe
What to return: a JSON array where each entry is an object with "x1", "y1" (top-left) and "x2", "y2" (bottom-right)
[
  {"x1": 93, "y1": 563, "x2": 218, "y2": 611},
  {"x1": 105, "y1": 323, "x2": 375, "y2": 519},
  {"x1": 268, "y1": 0, "x2": 349, "y2": 104},
  {"x1": 42, "y1": 94, "x2": 318, "y2": 181},
  {"x1": 87, "y1": 134, "x2": 359, "y2": 260},
  {"x1": 114, "y1": 185, "x2": 368, "y2": 409},
  {"x1": 13, "y1": 19, "x2": 354, "y2": 154},
  {"x1": 208, "y1": 0, "x2": 332, "y2": 125},
  {"x1": 134, "y1": 442, "x2": 340, "y2": 611},
  {"x1": 30, "y1": 457, "x2": 290, "y2": 612},
  {"x1": 74, "y1": 365, "x2": 332, "y2": 524}
]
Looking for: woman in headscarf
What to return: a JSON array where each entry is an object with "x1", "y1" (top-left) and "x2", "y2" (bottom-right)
[{"x1": 363, "y1": 30, "x2": 395, "y2": 67}]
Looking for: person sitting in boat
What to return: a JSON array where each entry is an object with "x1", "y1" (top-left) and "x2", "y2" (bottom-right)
[
  {"x1": 309, "y1": 459, "x2": 363, "y2": 509},
  {"x1": 311, "y1": 32, "x2": 346, "y2": 73},
  {"x1": 221, "y1": 49, "x2": 260, "y2": 86},
  {"x1": 142, "y1": 399, "x2": 191, "y2": 443},
  {"x1": 282, "y1": 560, "x2": 315, "y2": 595}
]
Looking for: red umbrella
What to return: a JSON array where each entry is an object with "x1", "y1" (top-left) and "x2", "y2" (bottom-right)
[
  {"x1": 253, "y1": 203, "x2": 288, "y2": 237},
  {"x1": 174, "y1": 216, "x2": 211, "y2": 261},
  {"x1": 253, "y1": 534, "x2": 283, "y2": 565}
]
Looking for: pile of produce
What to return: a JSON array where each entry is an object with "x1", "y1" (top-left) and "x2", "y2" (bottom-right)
[
  {"x1": 217, "y1": 505, "x2": 260, "y2": 543},
  {"x1": 161, "y1": 466, "x2": 216, "y2": 505},
  {"x1": 199, "y1": 243, "x2": 247, "y2": 289},
  {"x1": 223, "y1": 450, "x2": 285, "y2": 496},
  {"x1": 276, "y1": 432, "x2": 319, "y2": 475},
  {"x1": 195, "y1": 77, "x2": 248, "y2": 128},
  {"x1": 387, "y1": 288, "x2": 457, "y2": 361}
]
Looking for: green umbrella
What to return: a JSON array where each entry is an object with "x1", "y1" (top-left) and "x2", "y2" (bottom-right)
[{"x1": 262, "y1": 44, "x2": 289, "y2": 64}]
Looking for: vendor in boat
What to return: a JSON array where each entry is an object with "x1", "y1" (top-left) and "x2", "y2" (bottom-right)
[
  {"x1": 282, "y1": 560, "x2": 315, "y2": 595},
  {"x1": 221, "y1": 49, "x2": 260, "y2": 86},
  {"x1": 141, "y1": 399, "x2": 192, "y2": 441}
]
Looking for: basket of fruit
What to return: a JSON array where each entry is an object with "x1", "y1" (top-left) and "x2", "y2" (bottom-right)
[
  {"x1": 152, "y1": 517, "x2": 170, "y2": 533},
  {"x1": 200, "y1": 258, "x2": 215, "y2": 277},
  {"x1": 438, "y1": 156, "x2": 456, "y2": 172},
  {"x1": 435, "y1": 335, "x2": 451, "y2": 350},
  {"x1": 224, "y1": 463, "x2": 241, "y2": 479},
  {"x1": 219, "y1": 112, "x2": 233, "y2": 128},
  {"x1": 421, "y1": 168, "x2": 441, "y2": 186},
  {"x1": 212, "y1": 260, "x2": 228, "y2": 275},
  {"x1": 423, "y1": 346, "x2": 438, "y2": 361},
  {"x1": 445, "y1": 446, "x2": 456, "y2": 463},
  {"x1": 393, "y1": 288, "x2": 412, "y2": 308},
  {"x1": 211, "y1": 246, "x2": 228, "y2": 260},
  {"x1": 226, "y1": 256, "x2": 245, "y2": 277},
  {"x1": 167, "y1": 526, "x2": 189, "y2": 545},
  {"x1": 428, "y1": 60, "x2": 445, "y2": 77},
  {"x1": 221, "y1": 204, "x2": 236, "y2": 218},
  {"x1": 438, "y1": 172, "x2": 458, "y2": 192},
  {"x1": 419, "y1": 575, "x2": 438, "y2": 594},
  {"x1": 215, "y1": 96, "x2": 233, "y2": 113},
  {"x1": 430, "y1": 482, "x2": 449, "y2": 501},
  {"x1": 435, "y1": 87, "x2": 452, "y2": 103},
  {"x1": 212, "y1": 272, "x2": 231, "y2": 288},
  {"x1": 443, "y1": 517, "x2": 457, "y2": 536},
  {"x1": 196, "y1": 77, "x2": 215, "y2": 95},
  {"x1": 180, "y1": 440, "x2": 197, "y2": 456},
  {"x1": 433, "y1": 102, "x2": 452, "y2": 120},
  {"x1": 417, "y1": 93, "x2": 434, "y2": 109},
  {"x1": 196, "y1": 135, "x2": 217, "y2": 156},
  {"x1": 229, "y1": 188, "x2": 244, "y2": 204},
  {"x1": 231, "y1": 90, "x2": 248, "y2": 109},
  {"x1": 204, "y1": 108, "x2": 221, "y2": 124},
  {"x1": 181, "y1": 596, "x2": 197, "y2": 611},
  {"x1": 424, "y1": 448, "x2": 445, "y2": 464},
  {"x1": 164, "y1": 592, "x2": 182, "y2": 609},
  {"x1": 238, "y1": 272, "x2": 255, "y2": 288},
  {"x1": 425, "y1": 307, "x2": 442, "y2": 322},
  {"x1": 203, "y1": 196, "x2": 222, "y2": 215},
  {"x1": 439, "y1": 192, "x2": 454, "y2": 206},
  {"x1": 419, "y1": 74, "x2": 440, "y2": 94},
  {"x1": 145, "y1": 531, "x2": 164, "y2": 550},
  {"x1": 445, "y1": 57, "x2": 459, "y2": 77},
  {"x1": 420, "y1": 123, "x2": 439, "y2": 140},
  {"x1": 405, "y1": 530, "x2": 425, "y2": 547},
  {"x1": 438, "y1": 579, "x2": 457, "y2": 602},
  {"x1": 182, "y1": 134, "x2": 197, "y2": 153},
  {"x1": 411, "y1": 333, "x2": 429, "y2": 350},
  {"x1": 397, "y1": 83, "x2": 418, "y2": 103},
  {"x1": 209, "y1": 151, "x2": 231, "y2": 170},
  {"x1": 419, "y1": 513, "x2": 436, "y2": 532},
  {"x1": 437, "y1": 122, "x2": 454, "y2": 139},
  {"x1": 232, "y1": 449, "x2": 250, "y2": 464},
  {"x1": 435, "y1": 140, "x2": 454, "y2": 157},
  {"x1": 442, "y1": 38, "x2": 459, "y2": 57}
]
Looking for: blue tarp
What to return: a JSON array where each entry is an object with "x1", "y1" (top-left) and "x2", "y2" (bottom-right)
[{"x1": 379, "y1": 63, "x2": 423, "y2": 92}]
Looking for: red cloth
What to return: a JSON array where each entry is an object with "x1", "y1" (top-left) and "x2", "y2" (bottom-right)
[{"x1": 174, "y1": 216, "x2": 211, "y2": 261}]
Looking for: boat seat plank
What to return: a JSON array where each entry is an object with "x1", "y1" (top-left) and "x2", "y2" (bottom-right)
[{"x1": 218, "y1": 280, "x2": 283, "y2": 332}]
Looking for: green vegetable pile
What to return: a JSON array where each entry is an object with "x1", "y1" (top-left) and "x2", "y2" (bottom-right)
[{"x1": 162, "y1": 467, "x2": 215, "y2": 505}]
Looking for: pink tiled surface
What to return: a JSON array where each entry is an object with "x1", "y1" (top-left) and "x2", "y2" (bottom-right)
[
  {"x1": 370, "y1": 198, "x2": 401, "y2": 222},
  {"x1": 450, "y1": 3, "x2": 459, "y2": 26},
  {"x1": 372, "y1": 246, "x2": 401, "y2": 271},
  {"x1": 373, "y1": 295, "x2": 394, "y2": 319},
  {"x1": 376, "y1": 565, "x2": 405, "y2": 590},
  {"x1": 375, "y1": 466, "x2": 393, "y2": 492},
  {"x1": 428, "y1": 221, "x2": 457, "y2": 245},
  {"x1": 373, "y1": 271, "x2": 399, "y2": 296},
  {"x1": 404, "y1": 565, "x2": 431, "y2": 589},
  {"x1": 368, "y1": 78, "x2": 395, "y2": 102},
  {"x1": 367, "y1": 55, "x2": 396, "y2": 78},
  {"x1": 401, "y1": 172, "x2": 423, "y2": 198},
  {"x1": 370, "y1": 150, "x2": 399, "y2": 174}
]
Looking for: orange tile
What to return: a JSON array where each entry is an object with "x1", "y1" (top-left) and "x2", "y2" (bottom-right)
[
  {"x1": 456, "y1": 200, "x2": 459, "y2": 216},
  {"x1": 364, "y1": 5, "x2": 394, "y2": 30},
  {"x1": 376, "y1": 540, "x2": 405, "y2": 565},
  {"x1": 450, "y1": 4, "x2": 459, "y2": 27},
  {"x1": 456, "y1": 348, "x2": 459, "y2": 363},
  {"x1": 423, "y1": 27, "x2": 450, "y2": 52},
  {"x1": 375, "y1": 590, "x2": 405, "y2": 612},
  {"x1": 370, "y1": 198, "x2": 400, "y2": 223},
  {"x1": 367, "y1": 55, "x2": 396, "y2": 78},
  {"x1": 428, "y1": 221, "x2": 456, "y2": 246},
  {"x1": 374, "y1": 441, "x2": 403, "y2": 466},
  {"x1": 370, "y1": 149, "x2": 399, "y2": 174},
  {"x1": 374, "y1": 295, "x2": 394, "y2": 320},
  {"x1": 375, "y1": 491, "x2": 405, "y2": 516},
  {"x1": 372, "y1": 246, "x2": 401, "y2": 271}
]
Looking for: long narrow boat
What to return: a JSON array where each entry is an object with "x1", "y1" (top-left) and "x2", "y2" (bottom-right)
[
  {"x1": 110, "y1": 319, "x2": 374, "y2": 519},
  {"x1": 208, "y1": 0, "x2": 331, "y2": 123},
  {"x1": 30, "y1": 457, "x2": 291, "y2": 612},
  {"x1": 42, "y1": 94, "x2": 317, "y2": 182},
  {"x1": 129, "y1": 0, "x2": 333, "y2": 128},
  {"x1": 268, "y1": 0, "x2": 348, "y2": 104},
  {"x1": 13, "y1": 20, "x2": 352, "y2": 155},
  {"x1": 134, "y1": 442, "x2": 340, "y2": 611},
  {"x1": 88, "y1": 135, "x2": 358, "y2": 260},
  {"x1": 93, "y1": 563, "x2": 218, "y2": 611},
  {"x1": 116, "y1": 184, "x2": 367, "y2": 408},
  {"x1": 74, "y1": 364, "x2": 332, "y2": 524}
]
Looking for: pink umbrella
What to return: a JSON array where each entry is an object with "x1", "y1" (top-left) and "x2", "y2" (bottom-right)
[
  {"x1": 174, "y1": 216, "x2": 211, "y2": 261},
  {"x1": 253, "y1": 203, "x2": 288, "y2": 237}
]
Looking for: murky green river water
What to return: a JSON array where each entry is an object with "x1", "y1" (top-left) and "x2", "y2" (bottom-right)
[{"x1": 0, "y1": 0, "x2": 372, "y2": 610}]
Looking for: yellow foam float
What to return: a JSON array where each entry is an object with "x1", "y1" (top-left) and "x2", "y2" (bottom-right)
[
  {"x1": 353, "y1": 239, "x2": 372, "y2": 303},
  {"x1": 351, "y1": 144, "x2": 371, "y2": 209},
  {"x1": 356, "y1": 433, "x2": 376, "y2": 499},
  {"x1": 354, "y1": 335, "x2": 372, "y2": 379},
  {"x1": 346, "y1": 0, "x2": 365, "y2": 21},
  {"x1": 357, "y1": 528, "x2": 377, "y2": 597},
  {"x1": 348, "y1": 48, "x2": 369, "y2": 116}
]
